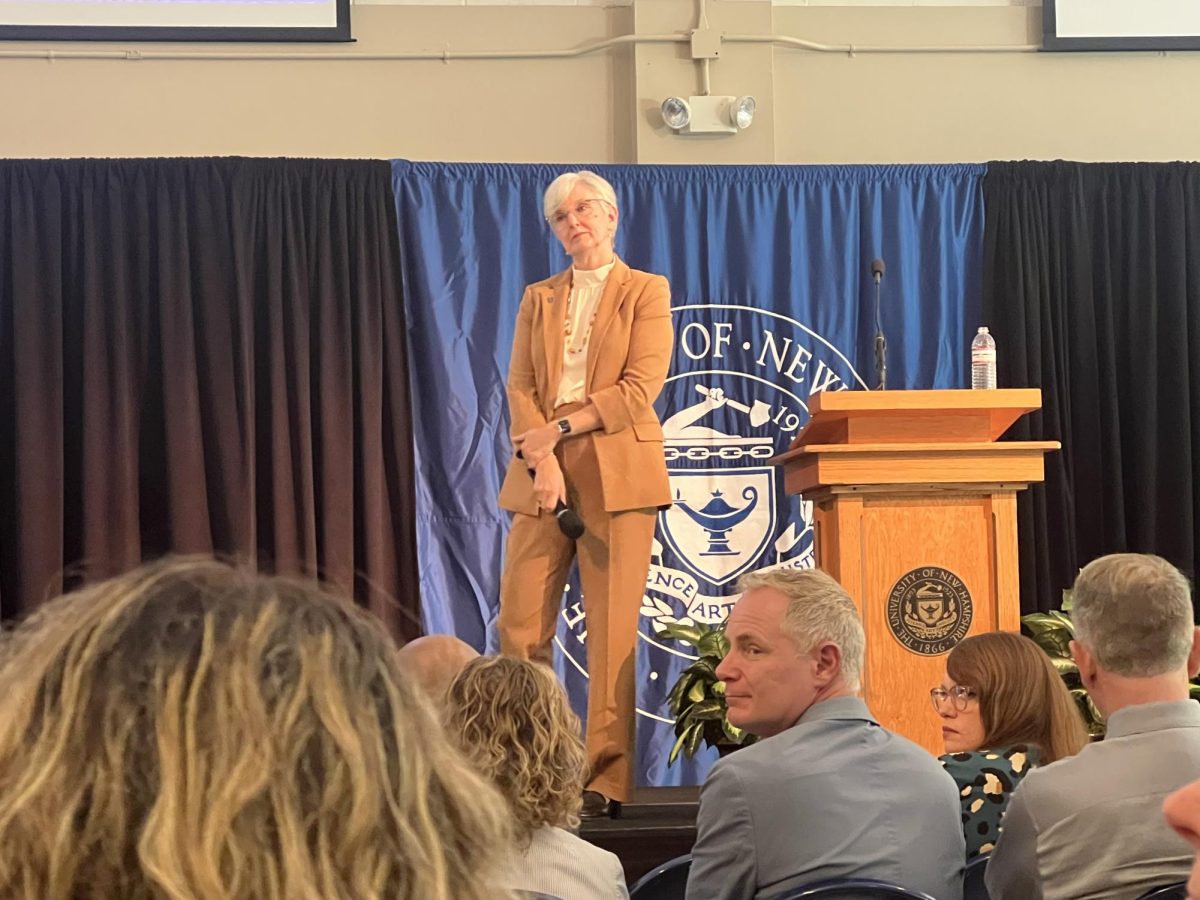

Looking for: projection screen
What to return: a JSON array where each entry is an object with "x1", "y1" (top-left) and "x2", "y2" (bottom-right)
[{"x1": 0, "y1": 0, "x2": 351, "y2": 43}]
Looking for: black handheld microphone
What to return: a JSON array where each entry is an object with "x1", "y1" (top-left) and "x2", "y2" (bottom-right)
[
  {"x1": 552, "y1": 502, "x2": 586, "y2": 540},
  {"x1": 516, "y1": 449, "x2": 585, "y2": 539},
  {"x1": 871, "y1": 258, "x2": 887, "y2": 391}
]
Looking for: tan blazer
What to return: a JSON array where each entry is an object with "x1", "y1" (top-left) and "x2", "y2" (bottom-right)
[{"x1": 498, "y1": 257, "x2": 674, "y2": 515}]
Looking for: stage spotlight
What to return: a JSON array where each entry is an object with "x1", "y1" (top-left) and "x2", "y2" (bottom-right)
[{"x1": 661, "y1": 97, "x2": 692, "y2": 131}]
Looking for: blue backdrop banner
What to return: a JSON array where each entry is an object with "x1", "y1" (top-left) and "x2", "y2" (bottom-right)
[{"x1": 392, "y1": 161, "x2": 985, "y2": 786}]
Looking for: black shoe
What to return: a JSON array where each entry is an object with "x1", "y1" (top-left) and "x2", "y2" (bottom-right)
[{"x1": 580, "y1": 790, "x2": 622, "y2": 819}]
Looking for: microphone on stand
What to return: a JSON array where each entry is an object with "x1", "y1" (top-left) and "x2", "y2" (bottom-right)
[
  {"x1": 516, "y1": 449, "x2": 585, "y2": 539},
  {"x1": 871, "y1": 258, "x2": 887, "y2": 391}
]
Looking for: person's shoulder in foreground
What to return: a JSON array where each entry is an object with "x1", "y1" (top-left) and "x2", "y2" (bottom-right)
[{"x1": 514, "y1": 824, "x2": 629, "y2": 900}]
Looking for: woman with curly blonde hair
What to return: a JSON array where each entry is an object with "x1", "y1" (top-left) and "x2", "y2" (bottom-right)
[
  {"x1": 445, "y1": 655, "x2": 630, "y2": 899},
  {"x1": 0, "y1": 557, "x2": 517, "y2": 900}
]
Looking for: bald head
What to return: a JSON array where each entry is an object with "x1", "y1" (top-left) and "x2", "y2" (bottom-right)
[{"x1": 396, "y1": 635, "x2": 480, "y2": 701}]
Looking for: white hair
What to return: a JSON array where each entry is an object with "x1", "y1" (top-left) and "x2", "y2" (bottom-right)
[
  {"x1": 541, "y1": 170, "x2": 619, "y2": 221},
  {"x1": 736, "y1": 567, "x2": 866, "y2": 692},
  {"x1": 1072, "y1": 553, "x2": 1195, "y2": 677}
]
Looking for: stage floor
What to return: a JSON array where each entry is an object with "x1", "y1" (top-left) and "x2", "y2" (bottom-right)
[{"x1": 579, "y1": 786, "x2": 699, "y2": 886}]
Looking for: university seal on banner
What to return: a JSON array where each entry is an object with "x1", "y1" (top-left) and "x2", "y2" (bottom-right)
[
  {"x1": 886, "y1": 566, "x2": 973, "y2": 656},
  {"x1": 636, "y1": 304, "x2": 868, "y2": 640},
  {"x1": 548, "y1": 302, "x2": 867, "y2": 757}
]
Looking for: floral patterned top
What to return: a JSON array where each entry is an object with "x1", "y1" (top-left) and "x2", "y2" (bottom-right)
[{"x1": 939, "y1": 744, "x2": 1040, "y2": 858}]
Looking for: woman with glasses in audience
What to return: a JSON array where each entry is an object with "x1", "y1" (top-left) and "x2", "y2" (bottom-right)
[
  {"x1": 497, "y1": 170, "x2": 673, "y2": 818},
  {"x1": 0, "y1": 558, "x2": 516, "y2": 900},
  {"x1": 932, "y1": 631, "x2": 1089, "y2": 858},
  {"x1": 445, "y1": 655, "x2": 630, "y2": 900}
]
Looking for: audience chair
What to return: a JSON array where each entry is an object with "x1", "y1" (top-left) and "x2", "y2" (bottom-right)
[
  {"x1": 629, "y1": 853, "x2": 691, "y2": 900},
  {"x1": 1136, "y1": 885, "x2": 1187, "y2": 900},
  {"x1": 776, "y1": 880, "x2": 939, "y2": 900},
  {"x1": 964, "y1": 853, "x2": 990, "y2": 900}
]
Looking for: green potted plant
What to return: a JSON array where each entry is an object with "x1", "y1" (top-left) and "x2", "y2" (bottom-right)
[{"x1": 661, "y1": 621, "x2": 758, "y2": 765}]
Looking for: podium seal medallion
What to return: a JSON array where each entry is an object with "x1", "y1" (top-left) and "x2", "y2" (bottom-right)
[{"x1": 886, "y1": 566, "x2": 973, "y2": 656}]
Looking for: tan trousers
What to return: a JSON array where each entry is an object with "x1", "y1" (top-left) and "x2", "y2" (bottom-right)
[{"x1": 498, "y1": 420, "x2": 656, "y2": 802}]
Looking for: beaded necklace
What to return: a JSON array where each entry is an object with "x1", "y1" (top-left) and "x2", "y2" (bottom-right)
[
  {"x1": 563, "y1": 266, "x2": 610, "y2": 354},
  {"x1": 563, "y1": 288, "x2": 600, "y2": 355}
]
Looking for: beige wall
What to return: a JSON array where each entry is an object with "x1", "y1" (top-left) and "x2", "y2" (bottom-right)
[
  {"x1": 773, "y1": 6, "x2": 1200, "y2": 163},
  {"x1": 1, "y1": 1, "x2": 1197, "y2": 163},
  {"x1": 0, "y1": 6, "x2": 633, "y2": 160}
]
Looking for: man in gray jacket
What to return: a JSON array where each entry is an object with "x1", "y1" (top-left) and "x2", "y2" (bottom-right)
[
  {"x1": 686, "y1": 567, "x2": 965, "y2": 900},
  {"x1": 986, "y1": 553, "x2": 1200, "y2": 900}
]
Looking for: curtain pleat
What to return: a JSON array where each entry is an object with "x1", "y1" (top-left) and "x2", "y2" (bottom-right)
[
  {"x1": 982, "y1": 161, "x2": 1200, "y2": 613},
  {"x1": 0, "y1": 158, "x2": 420, "y2": 639}
]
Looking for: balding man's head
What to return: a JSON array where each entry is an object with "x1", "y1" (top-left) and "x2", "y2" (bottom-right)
[{"x1": 396, "y1": 635, "x2": 480, "y2": 701}]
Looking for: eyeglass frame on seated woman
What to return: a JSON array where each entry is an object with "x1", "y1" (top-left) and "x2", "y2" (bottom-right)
[{"x1": 929, "y1": 684, "x2": 979, "y2": 712}]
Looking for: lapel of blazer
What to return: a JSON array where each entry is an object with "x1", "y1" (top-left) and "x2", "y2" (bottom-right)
[
  {"x1": 586, "y1": 257, "x2": 633, "y2": 390},
  {"x1": 540, "y1": 267, "x2": 571, "y2": 415}
]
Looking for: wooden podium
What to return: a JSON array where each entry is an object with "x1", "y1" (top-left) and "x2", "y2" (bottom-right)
[{"x1": 770, "y1": 389, "x2": 1058, "y2": 754}]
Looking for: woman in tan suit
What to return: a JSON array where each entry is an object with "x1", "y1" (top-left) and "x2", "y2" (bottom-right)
[{"x1": 498, "y1": 170, "x2": 673, "y2": 817}]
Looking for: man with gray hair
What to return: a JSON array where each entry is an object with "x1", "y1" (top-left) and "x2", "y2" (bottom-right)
[
  {"x1": 686, "y1": 567, "x2": 965, "y2": 900},
  {"x1": 987, "y1": 553, "x2": 1200, "y2": 900}
]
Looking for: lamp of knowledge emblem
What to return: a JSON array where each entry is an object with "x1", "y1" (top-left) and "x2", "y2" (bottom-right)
[
  {"x1": 660, "y1": 386, "x2": 777, "y2": 589},
  {"x1": 886, "y1": 567, "x2": 973, "y2": 656}
]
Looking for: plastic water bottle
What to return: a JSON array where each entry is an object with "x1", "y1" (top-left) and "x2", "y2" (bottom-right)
[{"x1": 971, "y1": 327, "x2": 997, "y2": 390}]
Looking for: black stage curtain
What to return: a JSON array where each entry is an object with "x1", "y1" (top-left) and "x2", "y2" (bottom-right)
[
  {"x1": 982, "y1": 161, "x2": 1200, "y2": 614},
  {"x1": 0, "y1": 158, "x2": 420, "y2": 639}
]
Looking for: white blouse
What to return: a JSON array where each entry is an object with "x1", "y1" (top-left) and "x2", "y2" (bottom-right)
[{"x1": 555, "y1": 259, "x2": 615, "y2": 407}]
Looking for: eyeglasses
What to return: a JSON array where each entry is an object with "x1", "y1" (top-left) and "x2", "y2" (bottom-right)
[
  {"x1": 547, "y1": 198, "x2": 609, "y2": 229},
  {"x1": 929, "y1": 685, "x2": 978, "y2": 712}
]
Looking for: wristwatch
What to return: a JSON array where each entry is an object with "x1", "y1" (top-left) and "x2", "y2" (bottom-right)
[{"x1": 557, "y1": 418, "x2": 573, "y2": 435}]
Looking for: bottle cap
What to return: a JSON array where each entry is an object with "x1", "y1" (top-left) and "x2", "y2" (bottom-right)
[{"x1": 977, "y1": 326, "x2": 989, "y2": 334}]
